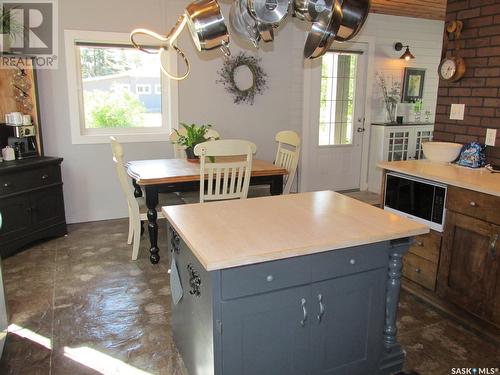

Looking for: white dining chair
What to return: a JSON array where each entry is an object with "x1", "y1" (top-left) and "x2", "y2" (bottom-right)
[
  {"x1": 169, "y1": 128, "x2": 220, "y2": 159},
  {"x1": 110, "y1": 137, "x2": 183, "y2": 260},
  {"x1": 194, "y1": 139, "x2": 257, "y2": 203}
]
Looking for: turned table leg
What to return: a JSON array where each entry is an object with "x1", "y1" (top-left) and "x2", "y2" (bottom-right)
[{"x1": 145, "y1": 185, "x2": 160, "y2": 264}]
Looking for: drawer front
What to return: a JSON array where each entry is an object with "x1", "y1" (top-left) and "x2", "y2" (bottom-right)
[
  {"x1": 409, "y1": 231, "x2": 441, "y2": 264},
  {"x1": 311, "y1": 242, "x2": 388, "y2": 283},
  {"x1": 221, "y1": 256, "x2": 311, "y2": 300},
  {"x1": 447, "y1": 186, "x2": 500, "y2": 225},
  {"x1": 0, "y1": 165, "x2": 61, "y2": 196},
  {"x1": 403, "y1": 253, "x2": 437, "y2": 291}
]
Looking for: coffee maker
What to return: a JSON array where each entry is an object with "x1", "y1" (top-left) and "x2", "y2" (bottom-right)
[{"x1": 1, "y1": 124, "x2": 38, "y2": 159}]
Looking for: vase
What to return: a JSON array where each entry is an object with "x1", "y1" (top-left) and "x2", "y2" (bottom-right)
[
  {"x1": 185, "y1": 147, "x2": 199, "y2": 162},
  {"x1": 385, "y1": 102, "x2": 397, "y2": 124}
]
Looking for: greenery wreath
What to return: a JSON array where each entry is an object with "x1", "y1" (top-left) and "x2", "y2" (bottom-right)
[{"x1": 216, "y1": 52, "x2": 267, "y2": 105}]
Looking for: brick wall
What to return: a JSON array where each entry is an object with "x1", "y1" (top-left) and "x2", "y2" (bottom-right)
[{"x1": 434, "y1": 0, "x2": 500, "y2": 164}]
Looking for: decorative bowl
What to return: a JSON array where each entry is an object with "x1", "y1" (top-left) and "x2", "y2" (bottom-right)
[{"x1": 422, "y1": 141, "x2": 463, "y2": 163}]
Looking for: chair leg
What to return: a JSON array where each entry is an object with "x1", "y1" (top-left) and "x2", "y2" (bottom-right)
[
  {"x1": 131, "y1": 218, "x2": 142, "y2": 260},
  {"x1": 127, "y1": 208, "x2": 134, "y2": 245}
]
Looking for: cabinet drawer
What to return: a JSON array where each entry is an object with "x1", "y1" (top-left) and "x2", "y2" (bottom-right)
[
  {"x1": 408, "y1": 231, "x2": 441, "y2": 264},
  {"x1": 403, "y1": 253, "x2": 437, "y2": 291},
  {"x1": 0, "y1": 165, "x2": 61, "y2": 196},
  {"x1": 447, "y1": 186, "x2": 500, "y2": 225},
  {"x1": 221, "y1": 256, "x2": 311, "y2": 300},
  {"x1": 311, "y1": 242, "x2": 388, "y2": 283}
]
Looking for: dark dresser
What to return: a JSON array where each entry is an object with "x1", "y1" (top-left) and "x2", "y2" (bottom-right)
[{"x1": 0, "y1": 157, "x2": 67, "y2": 258}]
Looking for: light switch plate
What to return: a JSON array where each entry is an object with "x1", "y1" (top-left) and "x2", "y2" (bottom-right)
[
  {"x1": 450, "y1": 104, "x2": 465, "y2": 120},
  {"x1": 486, "y1": 128, "x2": 497, "y2": 147}
]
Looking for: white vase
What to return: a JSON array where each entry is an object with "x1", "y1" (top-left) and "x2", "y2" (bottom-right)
[{"x1": 0, "y1": 33, "x2": 11, "y2": 53}]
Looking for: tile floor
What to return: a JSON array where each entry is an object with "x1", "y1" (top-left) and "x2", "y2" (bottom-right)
[{"x1": 0, "y1": 219, "x2": 498, "y2": 375}]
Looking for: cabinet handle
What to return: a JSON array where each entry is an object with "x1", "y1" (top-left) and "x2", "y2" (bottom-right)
[
  {"x1": 300, "y1": 298, "x2": 307, "y2": 327},
  {"x1": 469, "y1": 201, "x2": 477, "y2": 207},
  {"x1": 3, "y1": 183, "x2": 9, "y2": 187},
  {"x1": 415, "y1": 268, "x2": 421, "y2": 273},
  {"x1": 489, "y1": 234, "x2": 498, "y2": 260},
  {"x1": 41, "y1": 174, "x2": 49, "y2": 180},
  {"x1": 317, "y1": 294, "x2": 325, "y2": 323}
]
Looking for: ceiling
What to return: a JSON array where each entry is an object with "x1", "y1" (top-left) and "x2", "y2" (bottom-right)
[{"x1": 370, "y1": 0, "x2": 447, "y2": 21}]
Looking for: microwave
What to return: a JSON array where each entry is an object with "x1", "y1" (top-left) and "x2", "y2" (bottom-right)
[{"x1": 384, "y1": 172, "x2": 447, "y2": 232}]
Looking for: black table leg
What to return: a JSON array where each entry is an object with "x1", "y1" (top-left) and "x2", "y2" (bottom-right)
[
  {"x1": 270, "y1": 175, "x2": 284, "y2": 195},
  {"x1": 145, "y1": 185, "x2": 160, "y2": 264},
  {"x1": 132, "y1": 179, "x2": 143, "y2": 198}
]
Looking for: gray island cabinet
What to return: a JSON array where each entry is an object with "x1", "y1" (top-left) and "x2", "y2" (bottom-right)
[{"x1": 163, "y1": 191, "x2": 428, "y2": 375}]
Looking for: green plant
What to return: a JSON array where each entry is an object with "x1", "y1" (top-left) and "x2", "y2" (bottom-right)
[
  {"x1": 173, "y1": 123, "x2": 214, "y2": 149},
  {"x1": 0, "y1": 7, "x2": 24, "y2": 39}
]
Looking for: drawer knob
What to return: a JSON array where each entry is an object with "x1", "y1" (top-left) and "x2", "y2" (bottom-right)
[
  {"x1": 41, "y1": 174, "x2": 49, "y2": 180},
  {"x1": 415, "y1": 268, "x2": 421, "y2": 273},
  {"x1": 266, "y1": 275, "x2": 274, "y2": 282},
  {"x1": 469, "y1": 201, "x2": 477, "y2": 207},
  {"x1": 3, "y1": 183, "x2": 9, "y2": 187},
  {"x1": 349, "y1": 259, "x2": 356, "y2": 265}
]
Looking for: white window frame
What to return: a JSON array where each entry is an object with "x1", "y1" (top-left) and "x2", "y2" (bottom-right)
[
  {"x1": 64, "y1": 29, "x2": 179, "y2": 144},
  {"x1": 136, "y1": 84, "x2": 151, "y2": 95}
]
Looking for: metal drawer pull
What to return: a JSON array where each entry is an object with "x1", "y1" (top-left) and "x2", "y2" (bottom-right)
[
  {"x1": 300, "y1": 298, "x2": 307, "y2": 327},
  {"x1": 317, "y1": 294, "x2": 325, "y2": 323},
  {"x1": 469, "y1": 201, "x2": 477, "y2": 207},
  {"x1": 266, "y1": 275, "x2": 273, "y2": 282},
  {"x1": 3, "y1": 183, "x2": 9, "y2": 187},
  {"x1": 415, "y1": 268, "x2": 421, "y2": 273},
  {"x1": 349, "y1": 259, "x2": 356, "y2": 265},
  {"x1": 41, "y1": 174, "x2": 49, "y2": 180},
  {"x1": 489, "y1": 234, "x2": 498, "y2": 260}
]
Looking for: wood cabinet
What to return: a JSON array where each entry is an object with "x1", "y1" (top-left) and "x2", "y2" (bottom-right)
[{"x1": 0, "y1": 157, "x2": 66, "y2": 258}]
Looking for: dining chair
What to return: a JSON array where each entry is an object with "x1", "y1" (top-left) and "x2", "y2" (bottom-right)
[
  {"x1": 169, "y1": 128, "x2": 220, "y2": 159},
  {"x1": 110, "y1": 136, "x2": 183, "y2": 260},
  {"x1": 194, "y1": 139, "x2": 257, "y2": 203}
]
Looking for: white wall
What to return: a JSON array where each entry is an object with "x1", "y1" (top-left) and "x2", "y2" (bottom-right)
[{"x1": 37, "y1": 1, "x2": 443, "y2": 223}]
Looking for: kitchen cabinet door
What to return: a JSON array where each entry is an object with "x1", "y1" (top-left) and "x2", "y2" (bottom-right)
[
  {"x1": 310, "y1": 268, "x2": 386, "y2": 375},
  {"x1": 30, "y1": 186, "x2": 65, "y2": 229},
  {"x1": 221, "y1": 286, "x2": 311, "y2": 375},
  {"x1": 437, "y1": 211, "x2": 500, "y2": 323},
  {"x1": 0, "y1": 195, "x2": 31, "y2": 243}
]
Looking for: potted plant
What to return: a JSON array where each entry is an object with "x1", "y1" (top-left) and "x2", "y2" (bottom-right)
[
  {"x1": 0, "y1": 7, "x2": 24, "y2": 53},
  {"x1": 172, "y1": 122, "x2": 215, "y2": 161}
]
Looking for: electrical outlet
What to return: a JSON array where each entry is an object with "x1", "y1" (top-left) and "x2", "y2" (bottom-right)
[
  {"x1": 486, "y1": 128, "x2": 497, "y2": 147},
  {"x1": 450, "y1": 104, "x2": 465, "y2": 120}
]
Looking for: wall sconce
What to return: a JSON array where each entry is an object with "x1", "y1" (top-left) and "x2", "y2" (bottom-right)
[{"x1": 394, "y1": 42, "x2": 415, "y2": 61}]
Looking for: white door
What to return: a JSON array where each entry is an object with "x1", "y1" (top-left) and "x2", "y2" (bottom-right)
[{"x1": 302, "y1": 43, "x2": 368, "y2": 192}]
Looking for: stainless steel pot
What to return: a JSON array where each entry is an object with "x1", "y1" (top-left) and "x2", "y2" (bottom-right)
[
  {"x1": 335, "y1": 0, "x2": 370, "y2": 42},
  {"x1": 294, "y1": 0, "x2": 331, "y2": 22},
  {"x1": 229, "y1": 0, "x2": 275, "y2": 46},
  {"x1": 247, "y1": 0, "x2": 291, "y2": 25},
  {"x1": 303, "y1": 0, "x2": 342, "y2": 59},
  {"x1": 185, "y1": 0, "x2": 230, "y2": 53}
]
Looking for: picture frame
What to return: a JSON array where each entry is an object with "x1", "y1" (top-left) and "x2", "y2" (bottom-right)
[{"x1": 401, "y1": 68, "x2": 425, "y2": 103}]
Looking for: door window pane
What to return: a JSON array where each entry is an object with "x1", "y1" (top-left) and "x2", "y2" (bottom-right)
[{"x1": 319, "y1": 52, "x2": 358, "y2": 146}]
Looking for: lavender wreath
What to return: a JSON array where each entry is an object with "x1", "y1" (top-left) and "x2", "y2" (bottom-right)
[{"x1": 216, "y1": 52, "x2": 267, "y2": 105}]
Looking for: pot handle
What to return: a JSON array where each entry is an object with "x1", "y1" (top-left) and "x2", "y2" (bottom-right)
[
  {"x1": 160, "y1": 46, "x2": 191, "y2": 81},
  {"x1": 220, "y1": 40, "x2": 231, "y2": 58},
  {"x1": 130, "y1": 28, "x2": 169, "y2": 54}
]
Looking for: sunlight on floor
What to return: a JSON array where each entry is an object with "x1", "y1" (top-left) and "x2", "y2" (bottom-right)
[
  {"x1": 64, "y1": 346, "x2": 152, "y2": 375},
  {"x1": 7, "y1": 324, "x2": 52, "y2": 349}
]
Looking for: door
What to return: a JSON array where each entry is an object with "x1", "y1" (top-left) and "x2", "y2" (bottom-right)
[
  {"x1": 221, "y1": 286, "x2": 311, "y2": 375},
  {"x1": 310, "y1": 269, "x2": 386, "y2": 375},
  {"x1": 303, "y1": 43, "x2": 368, "y2": 192},
  {"x1": 31, "y1": 186, "x2": 65, "y2": 229},
  {"x1": 437, "y1": 211, "x2": 500, "y2": 322},
  {"x1": 0, "y1": 195, "x2": 31, "y2": 243}
]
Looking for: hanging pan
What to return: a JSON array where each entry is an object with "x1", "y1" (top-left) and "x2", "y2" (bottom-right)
[
  {"x1": 247, "y1": 0, "x2": 292, "y2": 26},
  {"x1": 335, "y1": 0, "x2": 370, "y2": 42},
  {"x1": 294, "y1": 0, "x2": 332, "y2": 22},
  {"x1": 303, "y1": 0, "x2": 342, "y2": 59}
]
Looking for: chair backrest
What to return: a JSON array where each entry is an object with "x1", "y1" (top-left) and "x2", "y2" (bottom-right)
[
  {"x1": 274, "y1": 130, "x2": 301, "y2": 194},
  {"x1": 169, "y1": 128, "x2": 221, "y2": 159},
  {"x1": 194, "y1": 139, "x2": 256, "y2": 203},
  {"x1": 110, "y1": 136, "x2": 139, "y2": 214}
]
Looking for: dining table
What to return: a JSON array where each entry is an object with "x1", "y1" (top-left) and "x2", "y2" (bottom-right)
[{"x1": 126, "y1": 158, "x2": 288, "y2": 264}]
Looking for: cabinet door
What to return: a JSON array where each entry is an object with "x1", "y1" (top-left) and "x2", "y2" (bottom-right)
[
  {"x1": 437, "y1": 211, "x2": 500, "y2": 322},
  {"x1": 31, "y1": 186, "x2": 65, "y2": 229},
  {"x1": 221, "y1": 286, "x2": 311, "y2": 375},
  {"x1": 310, "y1": 268, "x2": 386, "y2": 375},
  {"x1": 0, "y1": 195, "x2": 32, "y2": 242},
  {"x1": 386, "y1": 129, "x2": 410, "y2": 162},
  {"x1": 413, "y1": 128, "x2": 433, "y2": 160}
]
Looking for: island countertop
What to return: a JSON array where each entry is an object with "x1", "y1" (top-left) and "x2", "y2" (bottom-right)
[
  {"x1": 162, "y1": 191, "x2": 428, "y2": 271},
  {"x1": 378, "y1": 160, "x2": 500, "y2": 197}
]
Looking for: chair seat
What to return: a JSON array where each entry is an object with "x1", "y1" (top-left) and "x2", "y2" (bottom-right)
[
  {"x1": 137, "y1": 192, "x2": 185, "y2": 214},
  {"x1": 247, "y1": 185, "x2": 271, "y2": 198}
]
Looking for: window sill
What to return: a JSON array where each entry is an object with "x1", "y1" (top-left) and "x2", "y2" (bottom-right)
[{"x1": 71, "y1": 130, "x2": 171, "y2": 144}]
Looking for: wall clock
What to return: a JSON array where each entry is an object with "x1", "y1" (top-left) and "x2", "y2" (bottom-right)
[{"x1": 438, "y1": 21, "x2": 466, "y2": 82}]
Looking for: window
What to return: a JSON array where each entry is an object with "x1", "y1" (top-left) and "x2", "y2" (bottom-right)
[
  {"x1": 65, "y1": 30, "x2": 178, "y2": 144},
  {"x1": 319, "y1": 52, "x2": 358, "y2": 146},
  {"x1": 136, "y1": 84, "x2": 151, "y2": 95}
]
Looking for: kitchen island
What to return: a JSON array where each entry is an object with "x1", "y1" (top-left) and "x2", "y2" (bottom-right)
[{"x1": 162, "y1": 191, "x2": 428, "y2": 375}]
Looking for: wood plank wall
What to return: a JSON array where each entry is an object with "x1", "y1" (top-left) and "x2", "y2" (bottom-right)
[{"x1": 371, "y1": 0, "x2": 447, "y2": 21}]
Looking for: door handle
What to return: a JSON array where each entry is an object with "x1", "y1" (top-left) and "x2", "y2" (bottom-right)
[
  {"x1": 489, "y1": 234, "x2": 498, "y2": 260},
  {"x1": 357, "y1": 127, "x2": 365, "y2": 133},
  {"x1": 300, "y1": 298, "x2": 307, "y2": 327},
  {"x1": 317, "y1": 294, "x2": 325, "y2": 323}
]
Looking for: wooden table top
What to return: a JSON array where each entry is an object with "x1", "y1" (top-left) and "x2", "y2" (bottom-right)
[
  {"x1": 163, "y1": 191, "x2": 429, "y2": 271},
  {"x1": 127, "y1": 158, "x2": 287, "y2": 186}
]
